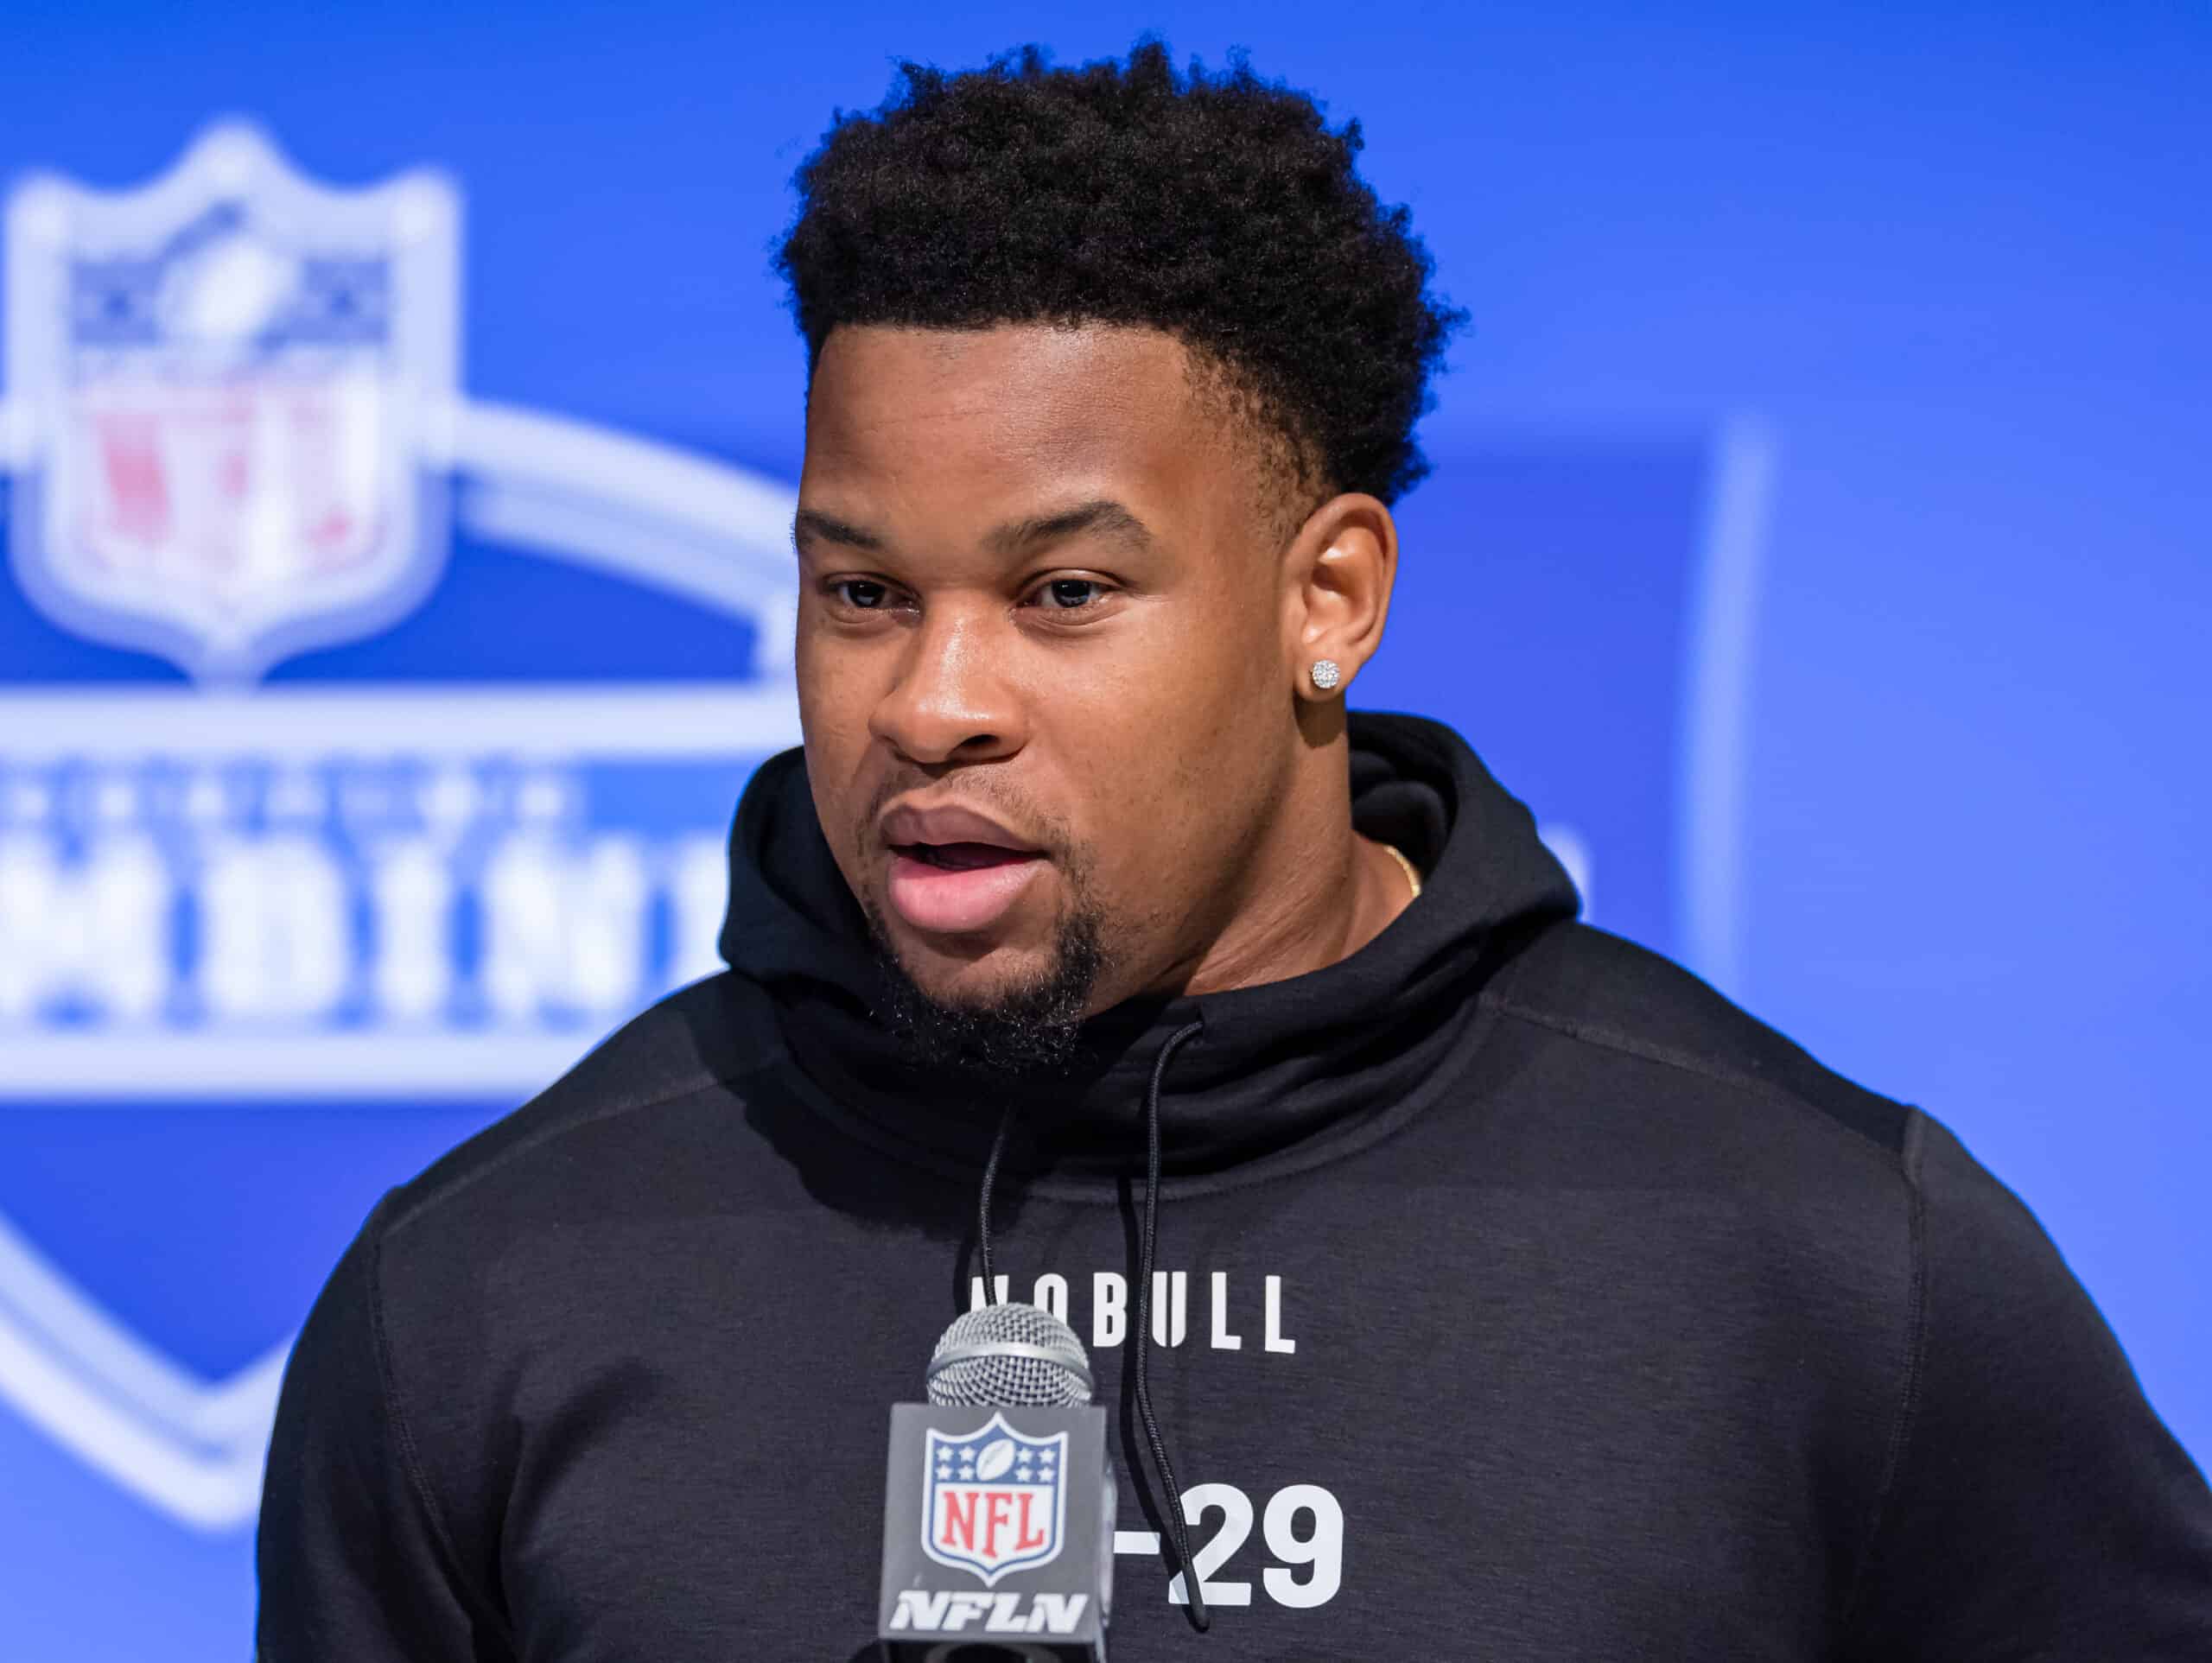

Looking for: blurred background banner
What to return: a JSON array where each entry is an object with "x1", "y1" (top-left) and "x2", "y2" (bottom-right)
[{"x1": 0, "y1": 4, "x2": 2203, "y2": 1656}]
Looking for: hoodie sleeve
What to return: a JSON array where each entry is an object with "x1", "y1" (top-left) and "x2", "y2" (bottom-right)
[
  {"x1": 256, "y1": 1196, "x2": 491, "y2": 1662},
  {"x1": 1839, "y1": 1114, "x2": 2212, "y2": 1658}
]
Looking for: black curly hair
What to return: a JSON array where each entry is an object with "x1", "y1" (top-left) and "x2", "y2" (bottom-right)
[{"x1": 775, "y1": 41, "x2": 1463, "y2": 511}]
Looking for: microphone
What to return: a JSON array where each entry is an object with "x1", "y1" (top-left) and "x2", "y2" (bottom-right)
[{"x1": 878, "y1": 1303, "x2": 1116, "y2": 1661}]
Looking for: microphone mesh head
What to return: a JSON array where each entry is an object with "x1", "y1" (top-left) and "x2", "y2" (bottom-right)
[{"x1": 926, "y1": 1301, "x2": 1094, "y2": 1407}]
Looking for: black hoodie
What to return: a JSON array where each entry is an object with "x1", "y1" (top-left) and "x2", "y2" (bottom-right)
[{"x1": 258, "y1": 714, "x2": 2212, "y2": 1660}]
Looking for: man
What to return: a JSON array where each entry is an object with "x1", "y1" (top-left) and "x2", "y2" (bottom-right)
[{"x1": 258, "y1": 43, "x2": 2212, "y2": 1660}]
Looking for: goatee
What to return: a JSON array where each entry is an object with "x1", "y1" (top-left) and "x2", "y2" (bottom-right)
[{"x1": 864, "y1": 901, "x2": 1108, "y2": 1077}]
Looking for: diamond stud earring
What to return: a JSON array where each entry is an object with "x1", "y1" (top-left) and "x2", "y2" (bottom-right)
[{"x1": 1309, "y1": 659, "x2": 1343, "y2": 692}]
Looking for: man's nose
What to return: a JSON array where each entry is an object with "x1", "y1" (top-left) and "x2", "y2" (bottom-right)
[{"x1": 868, "y1": 606, "x2": 1024, "y2": 767}]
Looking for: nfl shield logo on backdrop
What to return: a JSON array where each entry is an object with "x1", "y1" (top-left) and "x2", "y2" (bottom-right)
[
  {"x1": 923, "y1": 1413, "x2": 1070, "y2": 1585},
  {"x1": 0, "y1": 120, "x2": 800, "y2": 1538},
  {"x1": 3, "y1": 122, "x2": 457, "y2": 682}
]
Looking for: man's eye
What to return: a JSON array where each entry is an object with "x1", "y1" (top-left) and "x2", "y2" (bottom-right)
[
  {"x1": 1036, "y1": 579, "x2": 1105, "y2": 611},
  {"x1": 834, "y1": 580, "x2": 891, "y2": 610}
]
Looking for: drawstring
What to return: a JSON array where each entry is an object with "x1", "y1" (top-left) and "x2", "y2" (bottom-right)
[
  {"x1": 967, "y1": 1019, "x2": 1211, "y2": 1634},
  {"x1": 1136, "y1": 1019, "x2": 1210, "y2": 1633},
  {"x1": 976, "y1": 1097, "x2": 1019, "y2": 1301}
]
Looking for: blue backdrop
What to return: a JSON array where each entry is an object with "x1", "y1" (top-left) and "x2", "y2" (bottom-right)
[{"x1": 0, "y1": 4, "x2": 2204, "y2": 1655}]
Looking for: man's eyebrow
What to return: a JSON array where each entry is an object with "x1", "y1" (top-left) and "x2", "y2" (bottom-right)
[
  {"x1": 791, "y1": 508, "x2": 885, "y2": 553},
  {"x1": 984, "y1": 499, "x2": 1154, "y2": 556}
]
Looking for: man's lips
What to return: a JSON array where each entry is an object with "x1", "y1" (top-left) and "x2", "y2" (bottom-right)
[
  {"x1": 878, "y1": 802, "x2": 1048, "y2": 935},
  {"x1": 885, "y1": 846, "x2": 1045, "y2": 934},
  {"x1": 880, "y1": 803, "x2": 1041, "y2": 853}
]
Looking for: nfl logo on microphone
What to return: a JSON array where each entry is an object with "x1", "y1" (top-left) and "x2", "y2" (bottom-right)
[
  {"x1": 880, "y1": 1402, "x2": 1111, "y2": 1656},
  {"x1": 923, "y1": 1412, "x2": 1070, "y2": 1584}
]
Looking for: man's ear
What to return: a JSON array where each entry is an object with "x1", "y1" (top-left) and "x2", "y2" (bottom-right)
[{"x1": 1281, "y1": 492, "x2": 1398, "y2": 701}]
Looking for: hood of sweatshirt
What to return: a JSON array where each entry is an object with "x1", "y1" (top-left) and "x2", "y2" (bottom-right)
[{"x1": 717, "y1": 710, "x2": 1580, "y2": 1189}]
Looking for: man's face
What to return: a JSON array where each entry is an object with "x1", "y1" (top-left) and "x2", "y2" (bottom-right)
[{"x1": 795, "y1": 322, "x2": 1298, "y2": 1023}]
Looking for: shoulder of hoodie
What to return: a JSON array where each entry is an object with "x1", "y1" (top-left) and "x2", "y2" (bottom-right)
[
  {"x1": 366, "y1": 969, "x2": 781, "y2": 1252},
  {"x1": 1480, "y1": 919, "x2": 1923, "y2": 1189},
  {"x1": 1476, "y1": 927, "x2": 2107, "y2": 1393}
]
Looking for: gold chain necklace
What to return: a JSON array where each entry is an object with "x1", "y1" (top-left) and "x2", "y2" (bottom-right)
[{"x1": 1381, "y1": 842, "x2": 1423, "y2": 900}]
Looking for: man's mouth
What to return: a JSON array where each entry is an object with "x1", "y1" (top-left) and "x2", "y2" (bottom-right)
[
  {"x1": 876, "y1": 803, "x2": 1052, "y2": 935},
  {"x1": 891, "y1": 841, "x2": 1039, "y2": 873}
]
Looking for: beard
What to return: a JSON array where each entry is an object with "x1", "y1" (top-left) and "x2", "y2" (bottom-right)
[{"x1": 862, "y1": 895, "x2": 1109, "y2": 1078}]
